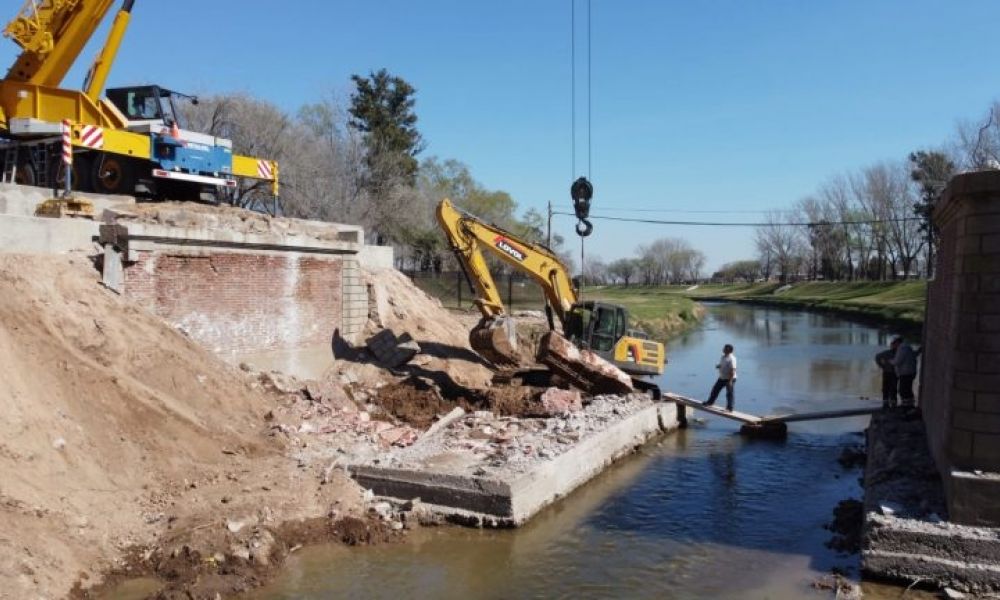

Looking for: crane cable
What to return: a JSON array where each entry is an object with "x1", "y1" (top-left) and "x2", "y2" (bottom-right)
[{"x1": 570, "y1": 0, "x2": 594, "y2": 245}]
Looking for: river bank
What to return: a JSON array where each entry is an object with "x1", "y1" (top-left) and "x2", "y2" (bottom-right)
[
  {"x1": 582, "y1": 286, "x2": 705, "y2": 340},
  {"x1": 685, "y1": 281, "x2": 926, "y2": 330}
]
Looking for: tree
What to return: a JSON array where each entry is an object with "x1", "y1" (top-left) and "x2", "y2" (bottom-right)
[
  {"x1": 714, "y1": 260, "x2": 761, "y2": 282},
  {"x1": 909, "y1": 150, "x2": 955, "y2": 277},
  {"x1": 181, "y1": 93, "x2": 309, "y2": 213},
  {"x1": 348, "y1": 69, "x2": 423, "y2": 242},
  {"x1": 754, "y1": 211, "x2": 805, "y2": 283},
  {"x1": 607, "y1": 258, "x2": 639, "y2": 286}
]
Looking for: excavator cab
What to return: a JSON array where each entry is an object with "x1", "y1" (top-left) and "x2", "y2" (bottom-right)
[{"x1": 564, "y1": 301, "x2": 665, "y2": 377}]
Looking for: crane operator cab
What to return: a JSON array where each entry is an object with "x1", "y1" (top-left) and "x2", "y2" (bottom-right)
[
  {"x1": 563, "y1": 301, "x2": 665, "y2": 376},
  {"x1": 103, "y1": 85, "x2": 236, "y2": 197}
]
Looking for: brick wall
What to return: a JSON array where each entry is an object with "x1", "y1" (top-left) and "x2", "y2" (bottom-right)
[
  {"x1": 922, "y1": 170, "x2": 1000, "y2": 525},
  {"x1": 124, "y1": 250, "x2": 348, "y2": 354}
]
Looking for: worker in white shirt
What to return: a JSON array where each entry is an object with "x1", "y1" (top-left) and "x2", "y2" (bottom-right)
[{"x1": 703, "y1": 343, "x2": 738, "y2": 411}]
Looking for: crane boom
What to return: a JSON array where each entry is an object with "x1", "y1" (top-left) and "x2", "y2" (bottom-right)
[{"x1": 4, "y1": 0, "x2": 118, "y2": 88}]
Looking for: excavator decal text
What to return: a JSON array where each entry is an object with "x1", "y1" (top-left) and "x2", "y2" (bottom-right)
[{"x1": 493, "y1": 236, "x2": 526, "y2": 262}]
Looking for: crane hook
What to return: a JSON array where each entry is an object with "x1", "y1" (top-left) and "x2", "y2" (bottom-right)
[{"x1": 570, "y1": 176, "x2": 593, "y2": 237}]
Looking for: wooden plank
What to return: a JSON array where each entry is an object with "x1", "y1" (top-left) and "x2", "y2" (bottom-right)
[
  {"x1": 663, "y1": 392, "x2": 762, "y2": 425},
  {"x1": 761, "y1": 407, "x2": 881, "y2": 424}
]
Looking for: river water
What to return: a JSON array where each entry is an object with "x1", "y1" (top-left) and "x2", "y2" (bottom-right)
[{"x1": 246, "y1": 302, "x2": 925, "y2": 600}]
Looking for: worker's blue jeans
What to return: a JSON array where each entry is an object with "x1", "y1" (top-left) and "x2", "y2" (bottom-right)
[{"x1": 705, "y1": 378, "x2": 735, "y2": 411}]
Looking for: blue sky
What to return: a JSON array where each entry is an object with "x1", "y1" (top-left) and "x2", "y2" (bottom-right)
[{"x1": 5, "y1": 0, "x2": 1000, "y2": 271}]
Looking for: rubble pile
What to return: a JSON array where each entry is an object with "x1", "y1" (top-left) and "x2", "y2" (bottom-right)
[{"x1": 379, "y1": 393, "x2": 656, "y2": 477}]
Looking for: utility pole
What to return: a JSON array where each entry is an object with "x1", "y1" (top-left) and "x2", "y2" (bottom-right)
[{"x1": 547, "y1": 200, "x2": 553, "y2": 248}]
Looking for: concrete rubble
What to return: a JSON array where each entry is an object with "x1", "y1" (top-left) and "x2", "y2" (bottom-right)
[{"x1": 366, "y1": 328, "x2": 421, "y2": 368}]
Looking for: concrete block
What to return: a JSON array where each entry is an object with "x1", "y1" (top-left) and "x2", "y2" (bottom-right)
[
  {"x1": 976, "y1": 393, "x2": 1000, "y2": 413},
  {"x1": 0, "y1": 214, "x2": 99, "y2": 254},
  {"x1": 955, "y1": 372, "x2": 1000, "y2": 392},
  {"x1": 984, "y1": 234, "x2": 1000, "y2": 254},
  {"x1": 949, "y1": 428, "x2": 974, "y2": 462},
  {"x1": 972, "y1": 433, "x2": 1000, "y2": 467},
  {"x1": 977, "y1": 353, "x2": 1000, "y2": 373},
  {"x1": 958, "y1": 234, "x2": 982, "y2": 255},
  {"x1": 954, "y1": 411, "x2": 1000, "y2": 434},
  {"x1": 948, "y1": 470, "x2": 1000, "y2": 526}
]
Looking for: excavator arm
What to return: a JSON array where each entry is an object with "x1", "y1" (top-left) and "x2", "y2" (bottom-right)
[
  {"x1": 437, "y1": 198, "x2": 577, "y2": 321},
  {"x1": 437, "y1": 198, "x2": 579, "y2": 365}
]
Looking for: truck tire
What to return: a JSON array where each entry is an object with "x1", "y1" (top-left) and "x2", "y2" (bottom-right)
[{"x1": 92, "y1": 154, "x2": 135, "y2": 195}]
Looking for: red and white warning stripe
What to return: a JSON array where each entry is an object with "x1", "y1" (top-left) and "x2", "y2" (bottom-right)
[
  {"x1": 257, "y1": 160, "x2": 274, "y2": 180},
  {"x1": 61, "y1": 119, "x2": 72, "y2": 166},
  {"x1": 78, "y1": 124, "x2": 104, "y2": 149}
]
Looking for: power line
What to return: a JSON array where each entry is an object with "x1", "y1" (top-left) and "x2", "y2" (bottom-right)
[
  {"x1": 552, "y1": 211, "x2": 923, "y2": 227},
  {"x1": 556, "y1": 206, "x2": 778, "y2": 214}
]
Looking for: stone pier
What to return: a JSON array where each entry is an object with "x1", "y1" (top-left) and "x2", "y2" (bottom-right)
[{"x1": 922, "y1": 170, "x2": 1000, "y2": 527}]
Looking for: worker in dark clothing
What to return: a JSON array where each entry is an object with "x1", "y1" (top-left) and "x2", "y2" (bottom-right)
[
  {"x1": 875, "y1": 342, "x2": 898, "y2": 409},
  {"x1": 893, "y1": 336, "x2": 919, "y2": 408}
]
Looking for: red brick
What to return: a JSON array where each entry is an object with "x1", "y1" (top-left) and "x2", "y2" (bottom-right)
[
  {"x1": 984, "y1": 234, "x2": 1000, "y2": 255},
  {"x1": 965, "y1": 214, "x2": 1000, "y2": 235}
]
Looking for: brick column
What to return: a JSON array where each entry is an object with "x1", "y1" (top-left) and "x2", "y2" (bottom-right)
[
  {"x1": 923, "y1": 170, "x2": 1000, "y2": 525},
  {"x1": 341, "y1": 258, "x2": 368, "y2": 341}
]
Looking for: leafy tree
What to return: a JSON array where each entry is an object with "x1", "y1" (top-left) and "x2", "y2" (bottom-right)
[
  {"x1": 349, "y1": 69, "x2": 423, "y2": 242},
  {"x1": 909, "y1": 150, "x2": 955, "y2": 277}
]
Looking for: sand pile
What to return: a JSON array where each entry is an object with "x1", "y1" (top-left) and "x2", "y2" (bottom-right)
[
  {"x1": 323, "y1": 267, "x2": 495, "y2": 390},
  {"x1": 0, "y1": 254, "x2": 374, "y2": 599}
]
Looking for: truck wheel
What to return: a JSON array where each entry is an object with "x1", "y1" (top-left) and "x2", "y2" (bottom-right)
[
  {"x1": 92, "y1": 155, "x2": 134, "y2": 195},
  {"x1": 52, "y1": 156, "x2": 91, "y2": 191},
  {"x1": 14, "y1": 162, "x2": 37, "y2": 186}
]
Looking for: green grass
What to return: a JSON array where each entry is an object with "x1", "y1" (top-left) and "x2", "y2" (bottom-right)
[
  {"x1": 690, "y1": 280, "x2": 927, "y2": 325},
  {"x1": 582, "y1": 286, "x2": 704, "y2": 340}
]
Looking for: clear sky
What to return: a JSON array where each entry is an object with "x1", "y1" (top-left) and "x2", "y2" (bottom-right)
[{"x1": 5, "y1": 0, "x2": 1000, "y2": 271}]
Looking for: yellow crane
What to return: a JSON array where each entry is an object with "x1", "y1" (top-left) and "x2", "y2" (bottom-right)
[
  {"x1": 436, "y1": 198, "x2": 666, "y2": 387},
  {"x1": 0, "y1": 0, "x2": 278, "y2": 201}
]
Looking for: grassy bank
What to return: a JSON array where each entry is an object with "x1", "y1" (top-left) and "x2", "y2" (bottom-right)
[
  {"x1": 687, "y1": 280, "x2": 927, "y2": 327},
  {"x1": 583, "y1": 286, "x2": 705, "y2": 341}
]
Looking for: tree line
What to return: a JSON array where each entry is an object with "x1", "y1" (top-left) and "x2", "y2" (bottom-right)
[{"x1": 728, "y1": 100, "x2": 1000, "y2": 284}]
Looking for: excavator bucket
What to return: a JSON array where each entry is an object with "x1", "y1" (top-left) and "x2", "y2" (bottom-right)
[{"x1": 469, "y1": 316, "x2": 521, "y2": 367}]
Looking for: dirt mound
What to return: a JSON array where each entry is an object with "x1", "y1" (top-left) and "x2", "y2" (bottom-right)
[{"x1": 0, "y1": 254, "x2": 368, "y2": 599}]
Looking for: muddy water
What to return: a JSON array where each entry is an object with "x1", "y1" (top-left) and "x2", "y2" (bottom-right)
[{"x1": 247, "y1": 303, "x2": 916, "y2": 599}]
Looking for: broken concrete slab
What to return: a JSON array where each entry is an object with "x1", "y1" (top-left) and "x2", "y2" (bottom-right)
[
  {"x1": 538, "y1": 387, "x2": 582, "y2": 416},
  {"x1": 536, "y1": 331, "x2": 633, "y2": 395},
  {"x1": 349, "y1": 395, "x2": 686, "y2": 527},
  {"x1": 366, "y1": 329, "x2": 421, "y2": 368}
]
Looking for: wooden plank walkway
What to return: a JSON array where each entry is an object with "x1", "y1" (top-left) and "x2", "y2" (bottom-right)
[
  {"x1": 663, "y1": 393, "x2": 762, "y2": 424},
  {"x1": 664, "y1": 392, "x2": 881, "y2": 425}
]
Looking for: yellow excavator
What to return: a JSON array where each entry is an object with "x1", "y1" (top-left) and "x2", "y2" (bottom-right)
[{"x1": 436, "y1": 198, "x2": 665, "y2": 391}]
